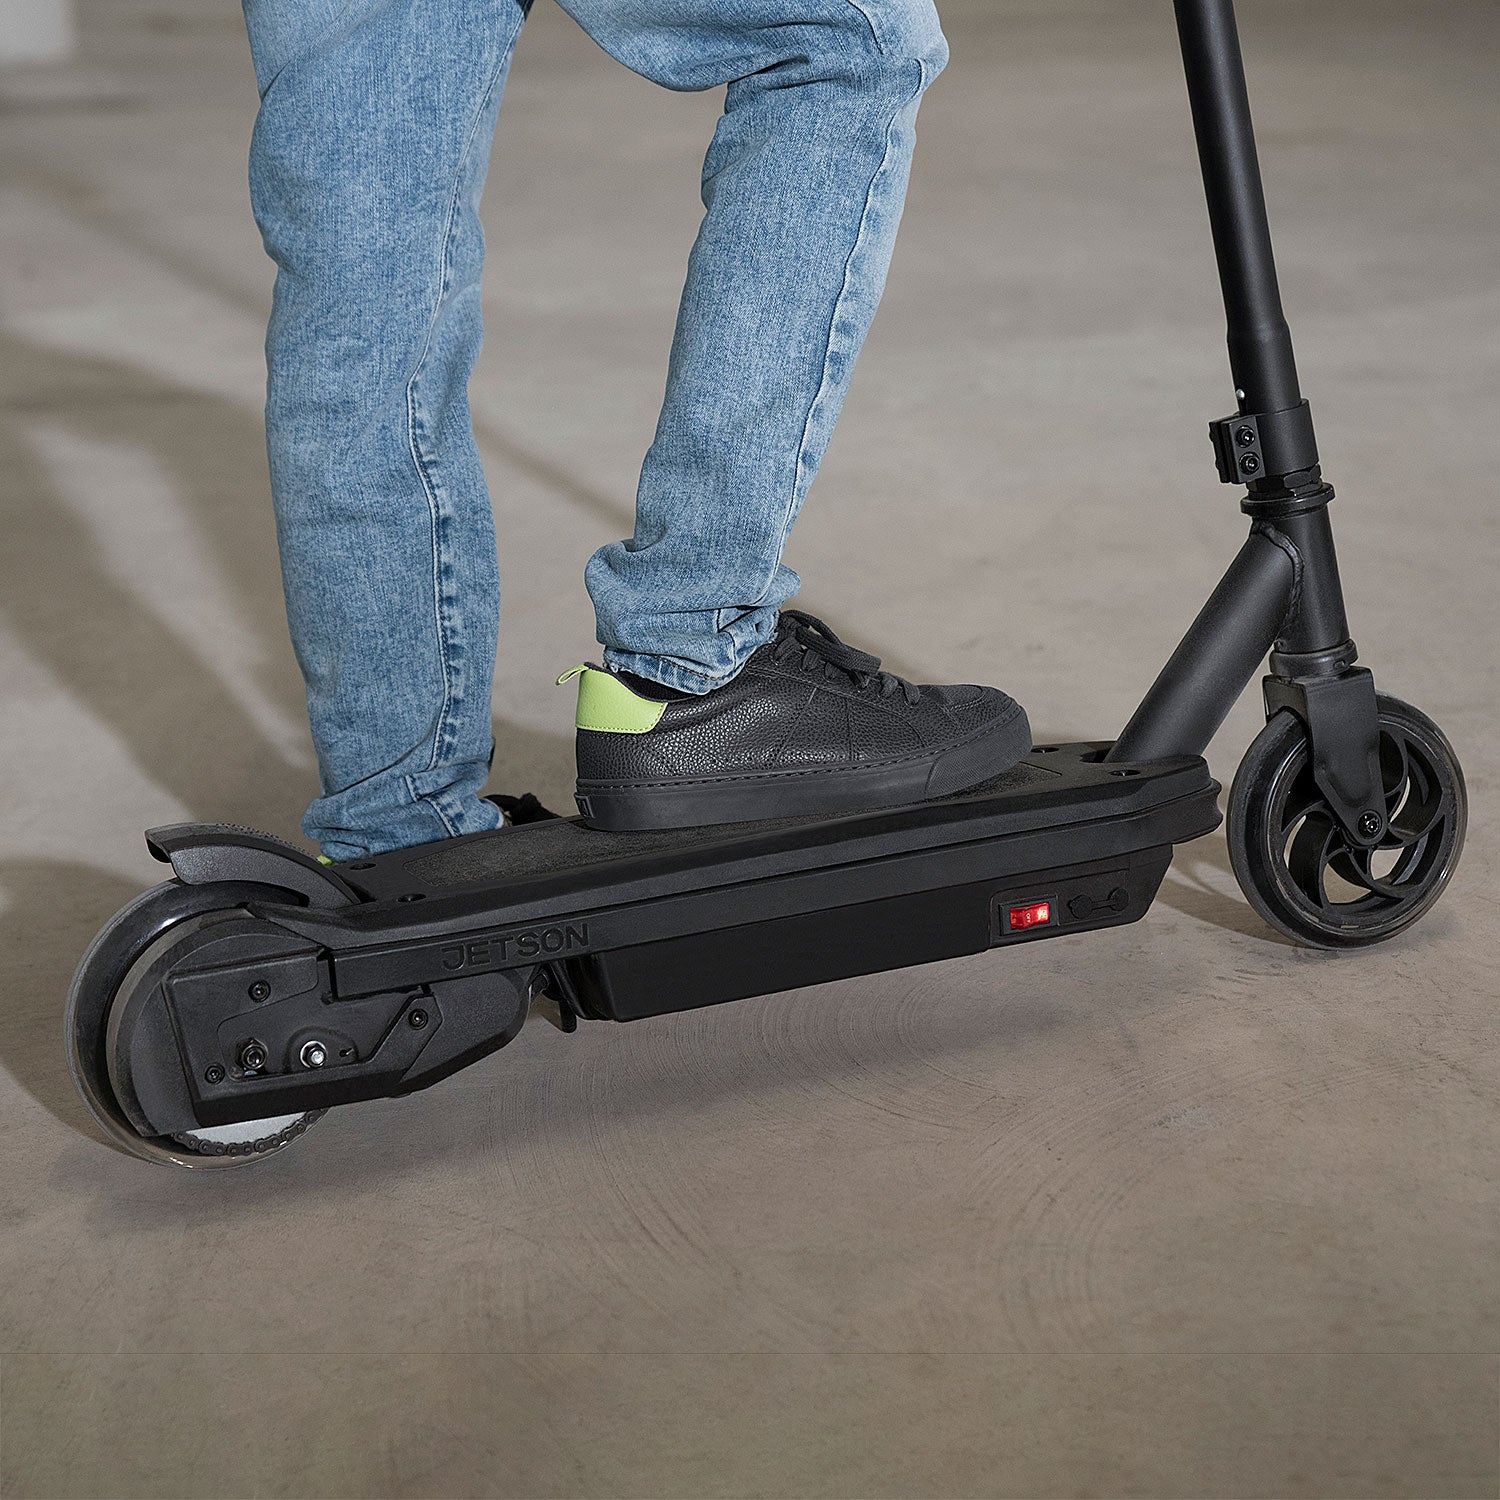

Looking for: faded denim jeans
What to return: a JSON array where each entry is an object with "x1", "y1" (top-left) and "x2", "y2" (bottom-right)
[{"x1": 243, "y1": 0, "x2": 948, "y2": 858}]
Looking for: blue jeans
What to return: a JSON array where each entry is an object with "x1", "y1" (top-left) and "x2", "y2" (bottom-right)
[{"x1": 243, "y1": 0, "x2": 948, "y2": 858}]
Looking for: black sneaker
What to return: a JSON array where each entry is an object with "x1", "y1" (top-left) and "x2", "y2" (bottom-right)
[{"x1": 565, "y1": 611, "x2": 1031, "y2": 831}]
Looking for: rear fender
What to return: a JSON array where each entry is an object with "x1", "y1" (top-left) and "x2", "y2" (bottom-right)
[{"x1": 145, "y1": 824, "x2": 358, "y2": 909}]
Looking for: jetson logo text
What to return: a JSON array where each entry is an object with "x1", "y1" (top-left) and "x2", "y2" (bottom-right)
[{"x1": 440, "y1": 924, "x2": 589, "y2": 971}]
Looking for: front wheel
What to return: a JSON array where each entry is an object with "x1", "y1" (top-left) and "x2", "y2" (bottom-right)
[{"x1": 1227, "y1": 693, "x2": 1466, "y2": 949}]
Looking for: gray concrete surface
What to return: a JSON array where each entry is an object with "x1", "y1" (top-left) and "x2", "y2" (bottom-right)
[
  {"x1": 1, "y1": 1, "x2": 1496, "y2": 1495},
  {"x1": 0, "y1": 1, "x2": 73, "y2": 65}
]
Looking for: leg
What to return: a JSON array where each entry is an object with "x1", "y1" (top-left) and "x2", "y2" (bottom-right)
[
  {"x1": 554, "y1": 4, "x2": 1025, "y2": 832},
  {"x1": 566, "y1": 0, "x2": 949, "y2": 692},
  {"x1": 244, "y1": 0, "x2": 528, "y2": 858}
]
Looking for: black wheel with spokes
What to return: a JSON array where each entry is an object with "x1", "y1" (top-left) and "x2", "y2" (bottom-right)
[{"x1": 1228, "y1": 693, "x2": 1466, "y2": 948}]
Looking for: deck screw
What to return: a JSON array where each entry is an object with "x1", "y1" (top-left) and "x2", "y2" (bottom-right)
[
  {"x1": 239, "y1": 1040, "x2": 268, "y2": 1072},
  {"x1": 1359, "y1": 811, "x2": 1382, "y2": 838},
  {"x1": 204, "y1": 1064, "x2": 225, "y2": 1085},
  {"x1": 248, "y1": 981, "x2": 271, "y2": 1002},
  {"x1": 408, "y1": 1009, "x2": 429, "y2": 1030},
  {"x1": 1239, "y1": 453, "x2": 1260, "y2": 474}
]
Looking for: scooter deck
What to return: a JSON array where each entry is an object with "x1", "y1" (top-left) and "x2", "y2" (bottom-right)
[
  {"x1": 273, "y1": 743, "x2": 1223, "y2": 1023},
  {"x1": 110, "y1": 743, "x2": 1224, "y2": 1138}
]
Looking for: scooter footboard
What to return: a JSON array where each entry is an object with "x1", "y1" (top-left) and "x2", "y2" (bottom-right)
[
  {"x1": 93, "y1": 749, "x2": 1220, "y2": 1143},
  {"x1": 559, "y1": 847, "x2": 1173, "y2": 1022}
]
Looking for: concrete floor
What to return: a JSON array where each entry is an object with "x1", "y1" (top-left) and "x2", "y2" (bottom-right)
[{"x1": 1, "y1": 1, "x2": 1497, "y2": 1495}]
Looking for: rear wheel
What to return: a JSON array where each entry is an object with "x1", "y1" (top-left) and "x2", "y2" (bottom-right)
[
  {"x1": 67, "y1": 881, "x2": 324, "y2": 1168},
  {"x1": 1227, "y1": 693, "x2": 1465, "y2": 948}
]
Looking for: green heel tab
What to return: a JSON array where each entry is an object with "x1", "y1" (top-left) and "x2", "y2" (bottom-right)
[{"x1": 564, "y1": 665, "x2": 666, "y2": 734}]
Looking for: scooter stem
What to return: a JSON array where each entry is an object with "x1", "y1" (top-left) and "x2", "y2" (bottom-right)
[
  {"x1": 1109, "y1": 0, "x2": 1356, "y2": 766},
  {"x1": 1173, "y1": 0, "x2": 1301, "y2": 413}
]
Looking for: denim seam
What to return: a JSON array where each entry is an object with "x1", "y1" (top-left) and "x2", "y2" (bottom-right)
[
  {"x1": 838, "y1": 0, "x2": 887, "y2": 54},
  {"x1": 767, "y1": 52, "x2": 927, "y2": 607},
  {"x1": 402, "y1": 48, "x2": 511, "y2": 836}
]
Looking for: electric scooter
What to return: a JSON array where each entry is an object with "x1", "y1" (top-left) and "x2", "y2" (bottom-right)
[{"x1": 66, "y1": 0, "x2": 1467, "y2": 1167}]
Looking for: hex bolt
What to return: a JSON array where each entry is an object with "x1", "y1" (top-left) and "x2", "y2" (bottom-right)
[
  {"x1": 300, "y1": 1040, "x2": 328, "y2": 1069},
  {"x1": 1235, "y1": 425, "x2": 1255, "y2": 446},
  {"x1": 248, "y1": 981, "x2": 271, "y2": 1002},
  {"x1": 239, "y1": 1040, "x2": 268, "y2": 1072},
  {"x1": 204, "y1": 1064, "x2": 226, "y2": 1085},
  {"x1": 408, "y1": 1009, "x2": 429, "y2": 1030},
  {"x1": 1359, "y1": 811, "x2": 1383, "y2": 838},
  {"x1": 1239, "y1": 454, "x2": 1260, "y2": 474}
]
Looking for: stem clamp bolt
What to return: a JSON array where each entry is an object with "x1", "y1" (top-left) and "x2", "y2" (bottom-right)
[
  {"x1": 1235, "y1": 425, "x2": 1255, "y2": 446},
  {"x1": 1239, "y1": 453, "x2": 1260, "y2": 474}
]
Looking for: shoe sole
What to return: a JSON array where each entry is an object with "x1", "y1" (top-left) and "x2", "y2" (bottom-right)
[{"x1": 574, "y1": 706, "x2": 1032, "y2": 831}]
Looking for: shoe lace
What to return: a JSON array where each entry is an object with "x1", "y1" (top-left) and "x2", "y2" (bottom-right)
[{"x1": 770, "y1": 610, "x2": 920, "y2": 705}]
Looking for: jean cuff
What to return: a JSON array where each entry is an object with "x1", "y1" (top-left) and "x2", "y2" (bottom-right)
[{"x1": 602, "y1": 647, "x2": 752, "y2": 697}]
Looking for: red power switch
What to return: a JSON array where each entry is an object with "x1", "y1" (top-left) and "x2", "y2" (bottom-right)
[{"x1": 1007, "y1": 899, "x2": 1053, "y2": 931}]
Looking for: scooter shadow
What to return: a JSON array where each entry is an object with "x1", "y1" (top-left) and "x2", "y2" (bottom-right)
[
  {"x1": 65, "y1": 957, "x2": 1081, "y2": 1224},
  {"x1": 1154, "y1": 831, "x2": 1296, "y2": 946}
]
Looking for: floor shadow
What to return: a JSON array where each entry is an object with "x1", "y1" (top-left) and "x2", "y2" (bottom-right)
[
  {"x1": 0, "y1": 856, "x2": 149, "y2": 1138},
  {"x1": 0, "y1": 327, "x2": 311, "y2": 835},
  {"x1": 70, "y1": 954, "x2": 1075, "y2": 1222},
  {"x1": 1154, "y1": 828, "x2": 1296, "y2": 945}
]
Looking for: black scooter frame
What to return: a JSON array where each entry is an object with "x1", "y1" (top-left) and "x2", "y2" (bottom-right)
[
  {"x1": 132, "y1": 748, "x2": 1220, "y2": 1133},
  {"x1": 74, "y1": 0, "x2": 1426, "y2": 1155}
]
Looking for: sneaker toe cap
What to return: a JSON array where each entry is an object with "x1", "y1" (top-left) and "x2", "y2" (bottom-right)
[{"x1": 931, "y1": 683, "x2": 1022, "y2": 735}]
